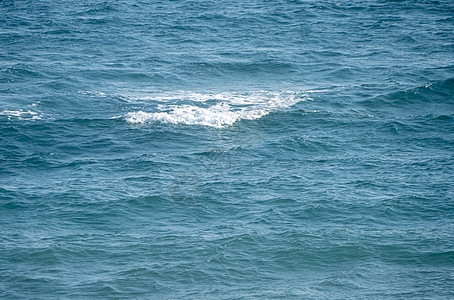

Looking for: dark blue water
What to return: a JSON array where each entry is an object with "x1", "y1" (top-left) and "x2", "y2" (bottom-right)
[{"x1": 1, "y1": 0, "x2": 454, "y2": 298}]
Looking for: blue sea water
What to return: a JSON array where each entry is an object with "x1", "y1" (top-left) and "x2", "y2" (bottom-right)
[{"x1": 1, "y1": 0, "x2": 454, "y2": 298}]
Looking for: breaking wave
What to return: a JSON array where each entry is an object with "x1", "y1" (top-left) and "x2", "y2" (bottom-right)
[
  {"x1": 125, "y1": 91, "x2": 309, "y2": 128},
  {"x1": 0, "y1": 109, "x2": 42, "y2": 120}
]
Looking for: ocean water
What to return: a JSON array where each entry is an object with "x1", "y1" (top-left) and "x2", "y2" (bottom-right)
[{"x1": 1, "y1": 0, "x2": 454, "y2": 298}]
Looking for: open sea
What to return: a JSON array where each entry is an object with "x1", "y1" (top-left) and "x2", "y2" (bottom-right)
[{"x1": 1, "y1": 0, "x2": 454, "y2": 298}]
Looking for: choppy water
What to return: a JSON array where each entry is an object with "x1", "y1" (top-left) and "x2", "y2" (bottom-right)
[{"x1": 1, "y1": 0, "x2": 454, "y2": 298}]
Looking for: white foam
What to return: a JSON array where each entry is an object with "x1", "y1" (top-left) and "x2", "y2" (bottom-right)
[
  {"x1": 0, "y1": 109, "x2": 42, "y2": 120},
  {"x1": 125, "y1": 91, "x2": 309, "y2": 128}
]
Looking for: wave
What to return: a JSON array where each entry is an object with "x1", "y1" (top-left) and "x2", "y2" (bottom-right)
[
  {"x1": 359, "y1": 77, "x2": 454, "y2": 111},
  {"x1": 125, "y1": 91, "x2": 309, "y2": 128},
  {"x1": 0, "y1": 109, "x2": 42, "y2": 120}
]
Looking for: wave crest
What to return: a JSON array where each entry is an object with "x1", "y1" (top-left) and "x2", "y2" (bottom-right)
[
  {"x1": 125, "y1": 91, "x2": 308, "y2": 128},
  {"x1": 0, "y1": 110, "x2": 42, "y2": 120}
]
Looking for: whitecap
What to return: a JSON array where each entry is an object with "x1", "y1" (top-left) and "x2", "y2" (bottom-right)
[
  {"x1": 0, "y1": 109, "x2": 42, "y2": 120},
  {"x1": 125, "y1": 91, "x2": 309, "y2": 128}
]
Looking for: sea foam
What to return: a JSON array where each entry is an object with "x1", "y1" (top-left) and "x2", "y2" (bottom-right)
[
  {"x1": 125, "y1": 91, "x2": 308, "y2": 128},
  {"x1": 0, "y1": 110, "x2": 42, "y2": 120}
]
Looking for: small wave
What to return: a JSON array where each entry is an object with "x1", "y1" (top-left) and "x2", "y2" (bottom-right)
[
  {"x1": 126, "y1": 103, "x2": 266, "y2": 127},
  {"x1": 358, "y1": 77, "x2": 454, "y2": 111},
  {"x1": 125, "y1": 91, "x2": 308, "y2": 128},
  {"x1": 0, "y1": 109, "x2": 42, "y2": 120}
]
